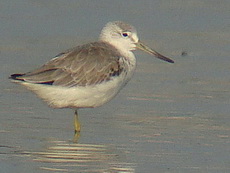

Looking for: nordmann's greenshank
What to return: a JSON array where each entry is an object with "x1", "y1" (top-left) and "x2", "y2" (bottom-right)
[{"x1": 10, "y1": 21, "x2": 174, "y2": 134}]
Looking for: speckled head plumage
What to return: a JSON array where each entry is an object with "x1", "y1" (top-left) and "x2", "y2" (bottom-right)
[{"x1": 99, "y1": 21, "x2": 139, "y2": 53}]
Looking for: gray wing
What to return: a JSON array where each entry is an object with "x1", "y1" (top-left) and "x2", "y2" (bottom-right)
[{"x1": 14, "y1": 42, "x2": 125, "y2": 87}]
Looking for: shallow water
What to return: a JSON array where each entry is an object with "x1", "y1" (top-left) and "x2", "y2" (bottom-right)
[{"x1": 1, "y1": 0, "x2": 230, "y2": 172}]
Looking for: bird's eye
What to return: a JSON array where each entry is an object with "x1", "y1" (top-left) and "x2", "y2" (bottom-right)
[{"x1": 122, "y1": 32, "x2": 129, "y2": 37}]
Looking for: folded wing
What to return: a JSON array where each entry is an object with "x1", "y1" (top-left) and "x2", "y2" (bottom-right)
[{"x1": 10, "y1": 42, "x2": 124, "y2": 87}]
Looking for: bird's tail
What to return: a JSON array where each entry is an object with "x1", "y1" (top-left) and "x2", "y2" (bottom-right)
[{"x1": 9, "y1": 74, "x2": 25, "y2": 81}]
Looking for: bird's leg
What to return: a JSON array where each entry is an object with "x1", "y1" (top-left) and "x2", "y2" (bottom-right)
[
  {"x1": 74, "y1": 110, "x2": 81, "y2": 133},
  {"x1": 73, "y1": 110, "x2": 81, "y2": 143}
]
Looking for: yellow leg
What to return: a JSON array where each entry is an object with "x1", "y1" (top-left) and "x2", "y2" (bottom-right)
[
  {"x1": 73, "y1": 132, "x2": 80, "y2": 143},
  {"x1": 74, "y1": 110, "x2": 81, "y2": 133}
]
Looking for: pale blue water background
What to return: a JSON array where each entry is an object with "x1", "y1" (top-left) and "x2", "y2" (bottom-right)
[{"x1": 0, "y1": 0, "x2": 229, "y2": 172}]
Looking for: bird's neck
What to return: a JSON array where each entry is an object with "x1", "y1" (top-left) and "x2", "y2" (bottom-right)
[{"x1": 104, "y1": 40, "x2": 134, "y2": 58}]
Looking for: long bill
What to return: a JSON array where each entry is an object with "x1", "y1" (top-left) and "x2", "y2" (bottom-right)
[{"x1": 135, "y1": 41, "x2": 174, "y2": 63}]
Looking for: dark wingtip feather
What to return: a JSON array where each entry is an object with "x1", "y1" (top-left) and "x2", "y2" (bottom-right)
[{"x1": 9, "y1": 73, "x2": 25, "y2": 81}]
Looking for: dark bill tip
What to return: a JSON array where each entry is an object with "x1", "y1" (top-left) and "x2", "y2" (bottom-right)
[
  {"x1": 136, "y1": 41, "x2": 174, "y2": 63},
  {"x1": 154, "y1": 51, "x2": 174, "y2": 63}
]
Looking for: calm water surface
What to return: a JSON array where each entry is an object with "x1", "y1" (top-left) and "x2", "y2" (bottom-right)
[{"x1": 0, "y1": 0, "x2": 229, "y2": 172}]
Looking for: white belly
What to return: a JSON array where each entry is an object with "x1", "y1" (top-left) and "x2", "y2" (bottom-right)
[
  {"x1": 19, "y1": 70, "x2": 133, "y2": 108},
  {"x1": 17, "y1": 53, "x2": 136, "y2": 109}
]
